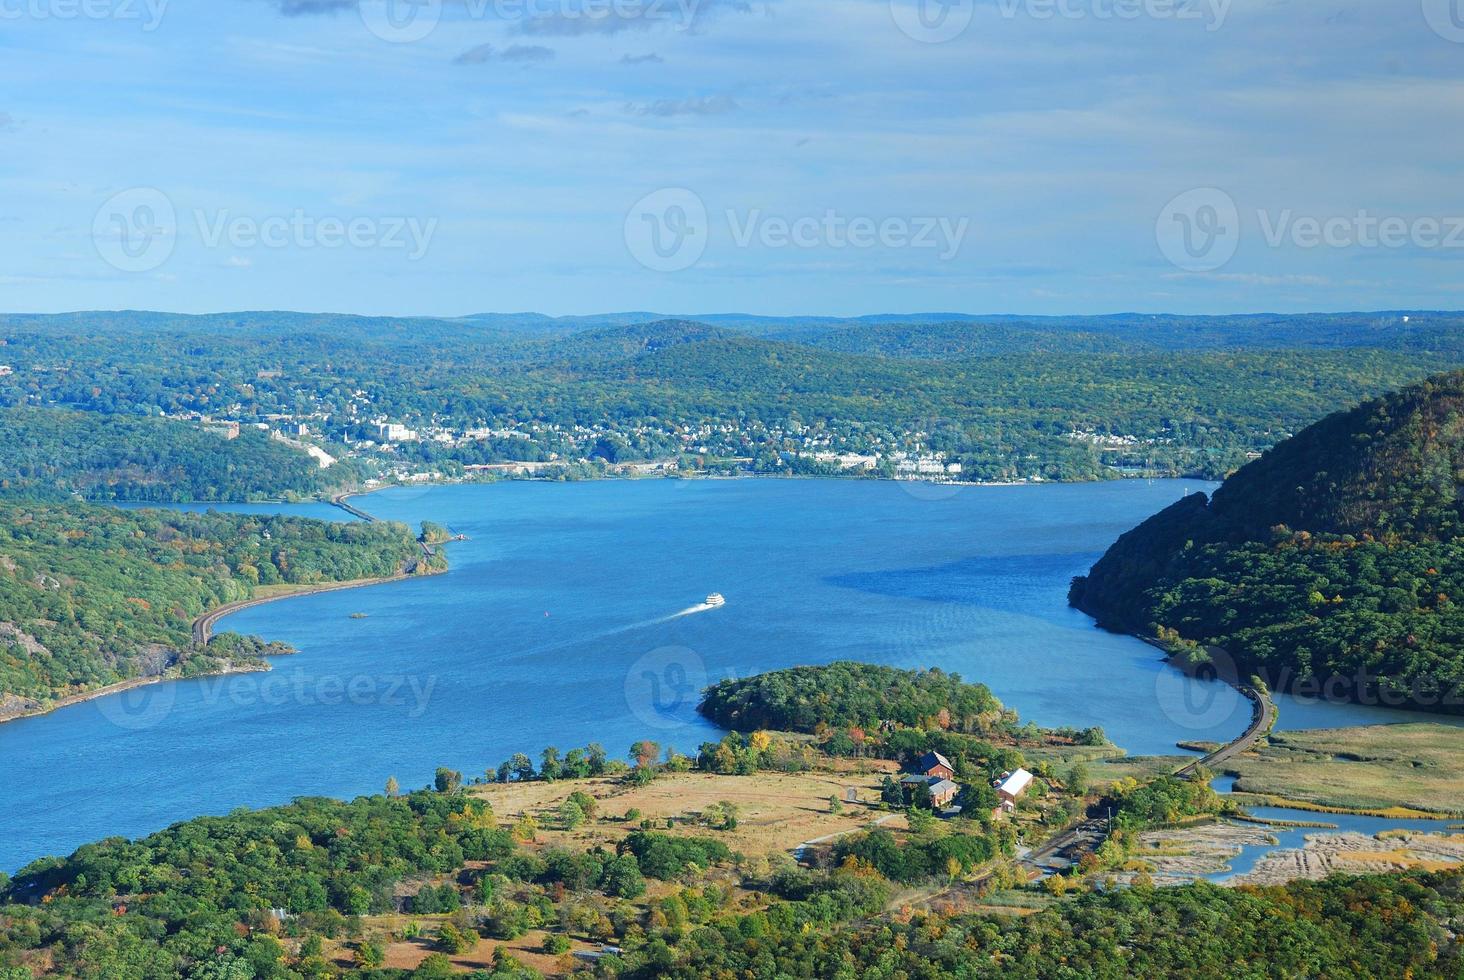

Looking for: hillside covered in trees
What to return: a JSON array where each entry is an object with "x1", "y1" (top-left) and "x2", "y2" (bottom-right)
[
  {"x1": 1070, "y1": 372, "x2": 1464, "y2": 713},
  {"x1": 0, "y1": 407, "x2": 356, "y2": 503},
  {"x1": 0, "y1": 502, "x2": 434, "y2": 717},
  {"x1": 698, "y1": 662, "x2": 1009, "y2": 734},
  {"x1": 4, "y1": 310, "x2": 1463, "y2": 482},
  {"x1": 0, "y1": 757, "x2": 1458, "y2": 978}
]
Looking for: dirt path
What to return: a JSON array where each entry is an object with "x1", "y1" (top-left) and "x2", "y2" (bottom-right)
[{"x1": 795, "y1": 813, "x2": 898, "y2": 852}]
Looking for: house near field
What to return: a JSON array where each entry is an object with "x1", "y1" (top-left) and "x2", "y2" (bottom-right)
[
  {"x1": 993, "y1": 768, "x2": 1034, "y2": 815},
  {"x1": 899, "y1": 773, "x2": 961, "y2": 810},
  {"x1": 926, "y1": 778, "x2": 960, "y2": 809},
  {"x1": 917, "y1": 751, "x2": 955, "y2": 780}
]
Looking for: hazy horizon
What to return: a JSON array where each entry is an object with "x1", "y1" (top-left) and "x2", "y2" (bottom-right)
[{"x1": 4, "y1": 306, "x2": 1461, "y2": 322}]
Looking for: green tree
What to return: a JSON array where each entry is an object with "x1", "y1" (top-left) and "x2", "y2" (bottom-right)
[{"x1": 540, "y1": 746, "x2": 563, "y2": 782}]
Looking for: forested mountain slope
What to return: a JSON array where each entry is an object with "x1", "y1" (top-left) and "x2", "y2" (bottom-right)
[
  {"x1": 0, "y1": 502, "x2": 432, "y2": 718},
  {"x1": 0, "y1": 407, "x2": 355, "y2": 502},
  {"x1": 1071, "y1": 372, "x2": 1464, "y2": 712}
]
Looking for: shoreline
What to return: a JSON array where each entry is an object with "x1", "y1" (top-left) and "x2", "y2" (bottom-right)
[
  {"x1": 191, "y1": 570, "x2": 442, "y2": 645},
  {"x1": 1227, "y1": 792, "x2": 1459, "y2": 821},
  {"x1": 0, "y1": 661, "x2": 272, "y2": 728},
  {"x1": 1123, "y1": 634, "x2": 1277, "y2": 780},
  {"x1": 326, "y1": 470, "x2": 1206, "y2": 499},
  {"x1": 0, "y1": 570, "x2": 444, "y2": 730}
]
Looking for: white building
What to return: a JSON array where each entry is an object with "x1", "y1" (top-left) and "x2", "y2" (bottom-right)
[
  {"x1": 994, "y1": 768, "x2": 1034, "y2": 814},
  {"x1": 377, "y1": 423, "x2": 418, "y2": 442}
]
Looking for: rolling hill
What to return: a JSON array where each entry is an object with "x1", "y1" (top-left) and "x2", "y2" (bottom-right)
[{"x1": 1070, "y1": 372, "x2": 1464, "y2": 713}]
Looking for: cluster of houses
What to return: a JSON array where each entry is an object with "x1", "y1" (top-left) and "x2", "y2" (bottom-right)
[{"x1": 899, "y1": 751, "x2": 1034, "y2": 819}]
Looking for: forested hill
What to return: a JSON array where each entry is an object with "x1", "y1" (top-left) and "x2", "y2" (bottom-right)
[
  {"x1": 0, "y1": 502, "x2": 435, "y2": 720},
  {"x1": 699, "y1": 662, "x2": 1008, "y2": 733},
  {"x1": 1070, "y1": 372, "x2": 1464, "y2": 713},
  {"x1": 4, "y1": 309, "x2": 1464, "y2": 482},
  {"x1": 0, "y1": 406, "x2": 357, "y2": 502}
]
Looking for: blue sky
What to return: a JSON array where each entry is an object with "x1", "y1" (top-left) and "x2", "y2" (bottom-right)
[{"x1": 1, "y1": 0, "x2": 1462, "y2": 317}]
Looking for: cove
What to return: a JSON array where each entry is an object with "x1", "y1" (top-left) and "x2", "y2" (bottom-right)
[{"x1": 1, "y1": 478, "x2": 1455, "y2": 872}]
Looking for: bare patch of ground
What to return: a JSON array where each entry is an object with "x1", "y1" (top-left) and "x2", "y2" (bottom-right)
[
  {"x1": 1231, "y1": 831, "x2": 1464, "y2": 886},
  {"x1": 1119, "y1": 820, "x2": 1283, "y2": 884}
]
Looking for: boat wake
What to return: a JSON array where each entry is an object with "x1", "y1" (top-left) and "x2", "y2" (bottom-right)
[
  {"x1": 511, "y1": 599, "x2": 724, "y2": 661},
  {"x1": 602, "y1": 600, "x2": 719, "y2": 635},
  {"x1": 663, "y1": 602, "x2": 717, "y2": 621}
]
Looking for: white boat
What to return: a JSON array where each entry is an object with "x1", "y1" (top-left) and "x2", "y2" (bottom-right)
[{"x1": 705, "y1": 593, "x2": 726, "y2": 608}]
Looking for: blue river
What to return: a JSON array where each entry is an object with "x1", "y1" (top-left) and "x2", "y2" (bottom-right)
[{"x1": 1, "y1": 479, "x2": 1456, "y2": 872}]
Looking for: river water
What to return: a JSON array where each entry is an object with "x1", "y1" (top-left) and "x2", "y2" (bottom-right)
[{"x1": 1, "y1": 479, "x2": 1455, "y2": 871}]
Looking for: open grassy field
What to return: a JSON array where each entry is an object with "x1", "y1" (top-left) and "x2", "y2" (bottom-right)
[
  {"x1": 468, "y1": 767, "x2": 906, "y2": 858},
  {"x1": 1091, "y1": 755, "x2": 1195, "y2": 786},
  {"x1": 1222, "y1": 724, "x2": 1464, "y2": 816}
]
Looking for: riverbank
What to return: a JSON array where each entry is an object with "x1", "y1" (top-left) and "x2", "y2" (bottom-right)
[
  {"x1": 327, "y1": 469, "x2": 1120, "y2": 503},
  {"x1": 1227, "y1": 793, "x2": 1455, "y2": 821},
  {"x1": 0, "y1": 569, "x2": 444, "y2": 730},
  {"x1": 191, "y1": 569, "x2": 444, "y2": 645},
  {"x1": 1121, "y1": 818, "x2": 1464, "y2": 886},
  {"x1": 1230, "y1": 829, "x2": 1464, "y2": 886},
  {"x1": 0, "y1": 660, "x2": 271, "y2": 727}
]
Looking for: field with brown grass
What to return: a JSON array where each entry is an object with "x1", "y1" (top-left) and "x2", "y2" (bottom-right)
[
  {"x1": 469, "y1": 766, "x2": 907, "y2": 857},
  {"x1": 1223, "y1": 724, "x2": 1464, "y2": 816}
]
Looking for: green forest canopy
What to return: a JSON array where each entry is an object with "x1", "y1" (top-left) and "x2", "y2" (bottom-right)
[
  {"x1": 4, "y1": 311, "x2": 1463, "y2": 482},
  {"x1": 0, "y1": 501, "x2": 429, "y2": 707},
  {"x1": 1071, "y1": 371, "x2": 1464, "y2": 714},
  {"x1": 698, "y1": 661, "x2": 1009, "y2": 734},
  {"x1": 1, "y1": 784, "x2": 1458, "y2": 979},
  {"x1": 0, "y1": 406, "x2": 355, "y2": 503}
]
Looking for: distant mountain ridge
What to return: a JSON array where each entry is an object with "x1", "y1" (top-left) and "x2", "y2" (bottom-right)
[
  {"x1": 6, "y1": 309, "x2": 1464, "y2": 356},
  {"x1": 5, "y1": 309, "x2": 1464, "y2": 485}
]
